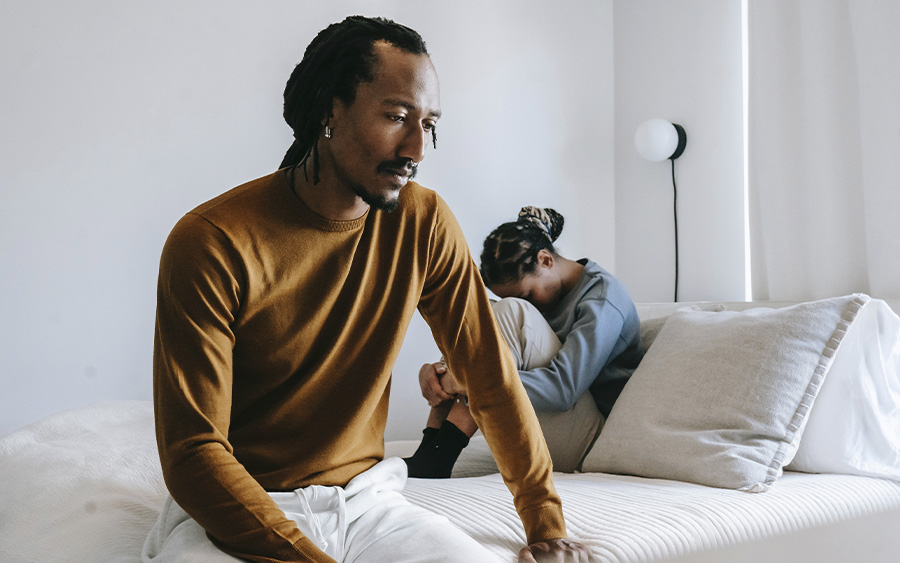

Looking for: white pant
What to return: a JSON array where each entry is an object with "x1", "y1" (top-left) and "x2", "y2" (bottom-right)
[
  {"x1": 491, "y1": 298, "x2": 605, "y2": 472},
  {"x1": 142, "y1": 458, "x2": 500, "y2": 563}
]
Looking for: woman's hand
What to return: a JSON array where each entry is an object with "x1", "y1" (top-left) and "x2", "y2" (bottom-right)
[
  {"x1": 438, "y1": 366, "x2": 466, "y2": 396},
  {"x1": 518, "y1": 539, "x2": 592, "y2": 562},
  {"x1": 418, "y1": 361, "x2": 454, "y2": 407}
]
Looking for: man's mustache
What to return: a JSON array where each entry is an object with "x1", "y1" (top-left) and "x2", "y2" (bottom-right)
[{"x1": 377, "y1": 159, "x2": 418, "y2": 179}]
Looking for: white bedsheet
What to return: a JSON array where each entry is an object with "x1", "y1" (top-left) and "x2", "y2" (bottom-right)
[
  {"x1": 0, "y1": 400, "x2": 167, "y2": 563},
  {"x1": 2, "y1": 401, "x2": 900, "y2": 563},
  {"x1": 402, "y1": 469, "x2": 900, "y2": 562},
  {"x1": 393, "y1": 437, "x2": 900, "y2": 562}
]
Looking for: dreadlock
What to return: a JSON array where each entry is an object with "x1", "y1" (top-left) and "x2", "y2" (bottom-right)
[
  {"x1": 480, "y1": 206, "x2": 566, "y2": 287},
  {"x1": 279, "y1": 16, "x2": 435, "y2": 183}
]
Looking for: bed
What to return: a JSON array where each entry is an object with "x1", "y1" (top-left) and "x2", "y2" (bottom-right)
[{"x1": 2, "y1": 295, "x2": 899, "y2": 562}]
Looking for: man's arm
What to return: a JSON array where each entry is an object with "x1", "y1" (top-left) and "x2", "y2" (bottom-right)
[
  {"x1": 415, "y1": 195, "x2": 567, "y2": 545},
  {"x1": 154, "y1": 214, "x2": 333, "y2": 563}
]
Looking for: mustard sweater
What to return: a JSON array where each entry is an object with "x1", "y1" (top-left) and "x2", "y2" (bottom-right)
[{"x1": 153, "y1": 170, "x2": 565, "y2": 562}]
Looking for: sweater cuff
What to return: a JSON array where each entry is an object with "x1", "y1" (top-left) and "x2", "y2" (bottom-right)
[{"x1": 520, "y1": 504, "x2": 568, "y2": 545}]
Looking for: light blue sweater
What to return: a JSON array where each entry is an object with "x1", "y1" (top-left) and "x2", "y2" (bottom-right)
[{"x1": 518, "y1": 259, "x2": 643, "y2": 416}]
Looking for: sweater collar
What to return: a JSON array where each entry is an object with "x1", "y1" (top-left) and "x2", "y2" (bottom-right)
[{"x1": 280, "y1": 168, "x2": 369, "y2": 233}]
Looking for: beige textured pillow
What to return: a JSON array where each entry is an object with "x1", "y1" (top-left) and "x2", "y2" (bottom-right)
[
  {"x1": 582, "y1": 294, "x2": 868, "y2": 492},
  {"x1": 638, "y1": 304, "x2": 726, "y2": 354}
]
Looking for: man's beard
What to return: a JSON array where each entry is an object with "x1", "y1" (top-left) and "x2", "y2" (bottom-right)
[
  {"x1": 353, "y1": 160, "x2": 419, "y2": 213},
  {"x1": 351, "y1": 184, "x2": 400, "y2": 213}
]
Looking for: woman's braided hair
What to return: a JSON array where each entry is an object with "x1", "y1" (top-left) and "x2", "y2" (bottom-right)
[
  {"x1": 279, "y1": 16, "x2": 434, "y2": 182},
  {"x1": 480, "y1": 206, "x2": 565, "y2": 286}
]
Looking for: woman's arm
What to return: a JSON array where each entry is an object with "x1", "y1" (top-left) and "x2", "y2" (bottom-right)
[{"x1": 517, "y1": 297, "x2": 632, "y2": 411}]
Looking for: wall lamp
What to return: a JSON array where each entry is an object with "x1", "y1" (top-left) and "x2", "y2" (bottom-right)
[{"x1": 635, "y1": 118, "x2": 687, "y2": 301}]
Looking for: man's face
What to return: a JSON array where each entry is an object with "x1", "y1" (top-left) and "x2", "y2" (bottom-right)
[{"x1": 322, "y1": 41, "x2": 441, "y2": 212}]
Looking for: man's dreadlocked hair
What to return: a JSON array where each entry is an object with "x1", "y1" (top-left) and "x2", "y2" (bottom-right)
[
  {"x1": 480, "y1": 206, "x2": 566, "y2": 287},
  {"x1": 279, "y1": 16, "x2": 435, "y2": 183}
]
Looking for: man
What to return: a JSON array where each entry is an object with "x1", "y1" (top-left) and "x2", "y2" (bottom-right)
[{"x1": 143, "y1": 15, "x2": 589, "y2": 563}]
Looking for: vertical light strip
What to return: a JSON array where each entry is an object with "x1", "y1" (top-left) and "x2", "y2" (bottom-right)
[{"x1": 742, "y1": 0, "x2": 752, "y2": 301}]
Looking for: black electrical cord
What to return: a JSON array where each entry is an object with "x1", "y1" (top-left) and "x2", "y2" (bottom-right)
[{"x1": 671, "y1": 158, "x2": 679, "y2": 302}]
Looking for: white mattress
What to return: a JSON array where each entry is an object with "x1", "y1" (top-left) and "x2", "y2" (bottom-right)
[
  {"x1": 2, "y1": 401, "x2": 899, "y2": 563},
  {"x1": 392, "y1": 437, "x2": 900, "y2": 562}
]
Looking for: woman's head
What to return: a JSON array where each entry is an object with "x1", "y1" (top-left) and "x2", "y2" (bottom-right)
[{"x1": 480, "y1": 206, "x2": 566, "y2": 310}]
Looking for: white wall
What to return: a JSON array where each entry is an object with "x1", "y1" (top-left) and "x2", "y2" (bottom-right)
[
  {"x1": 0, "y1": 0, "x2": 614, "y2": 438},
  {"x1": 613, "y1": 0, "x2": 746, "y2": 303}
]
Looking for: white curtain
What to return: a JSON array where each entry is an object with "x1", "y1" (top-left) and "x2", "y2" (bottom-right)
[{"x1": 748, "y1": 0, "x2": 900, "y2": 301}]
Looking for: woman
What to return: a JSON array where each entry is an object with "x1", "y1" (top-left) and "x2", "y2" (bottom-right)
[{"x1": 404, "y1": 206, "x2": 644, "y2": 476}]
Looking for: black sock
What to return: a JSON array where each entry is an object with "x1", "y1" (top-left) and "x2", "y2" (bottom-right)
[
  {"x1": 410, "y1": 426, "x2": 439, "y2": 458},
  {"x1": 403, "y1": 420, "x2": 470, "y2": 479}
]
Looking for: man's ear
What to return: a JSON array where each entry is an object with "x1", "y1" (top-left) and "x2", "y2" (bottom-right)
[{"x1": 328, "y1": 97, "x2": 348, "y2": 126}]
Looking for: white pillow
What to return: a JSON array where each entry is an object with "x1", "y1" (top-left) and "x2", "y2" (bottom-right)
[
  {"x1": 582, "y1": 294, "x2": 868, "y2": 492},
  {"x1": 786, "y1": 298, "x2": 900, "y2": 480}
]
